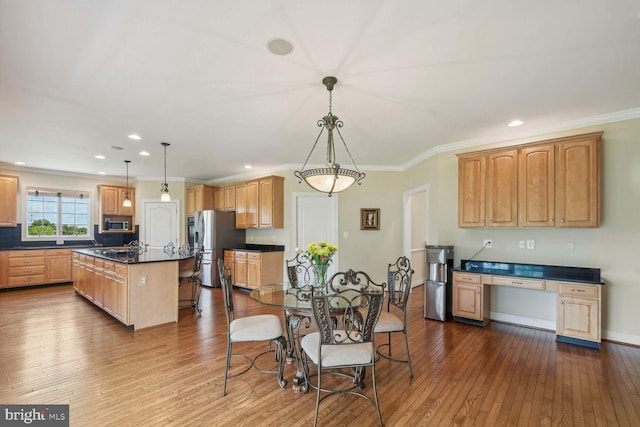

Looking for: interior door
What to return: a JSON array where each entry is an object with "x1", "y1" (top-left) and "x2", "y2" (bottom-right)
[
  {"x1": 143, "y1": 201, "x2": 179, "y2": 249},
  {"x1": 293, "y1": 193, "x2": 339, "y2": 279}
]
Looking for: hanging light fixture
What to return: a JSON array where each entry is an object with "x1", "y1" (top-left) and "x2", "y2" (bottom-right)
[
  {"x1": 123, "y1": 160, "x2": 132, "y2": 208},
  {"x1": 160, "y1": 142, "x2": 171, "y2": 202},
  {"x1": 294, "y1": 76, "x2": 365, "y2": 197}
]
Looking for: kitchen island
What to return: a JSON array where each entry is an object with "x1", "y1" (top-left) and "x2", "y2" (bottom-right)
[{"x1": 73, "y1": 247, "x2": 192, "y2": 330}]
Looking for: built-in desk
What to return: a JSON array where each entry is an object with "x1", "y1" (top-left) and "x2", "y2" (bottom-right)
[{"x1": 453, "y1": 260, "x2": 603, "y2": 349}]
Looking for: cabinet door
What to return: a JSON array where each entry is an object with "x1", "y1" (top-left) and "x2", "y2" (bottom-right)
[
  {"x1": 557, "y1": 296, "x2": 600, "y2": 342},
  {"x1": 453, "y1": 282, "x2": 482, "y2": 321},
  {"x1": 0, "y1": 252, "x2": 7, "y2": 287},
  {"x1": 214, "y1": 186, "x2": 224, "y2": 211},
  {"x1": 224, "y1": 185, "x2": 236, "y2": 211},
  {"x1": 100, "y1": 186, "x2": 119, "y2": 215},
  {"x1": 113, "y1": 273, "x2": 129, "y2": 324},
  {"x1": 518, "y1": 144, "x2": 555, "y2": 227},
  {"x1": 233, "y1": 252, "x2": 247, "y2": 287},
  {"x1": 247, "y1": 254, "x2": 261, "y2": 289},
  {"x1": 224, "y1": 251, "x2": 235, "y2": 284},
  {"x1": 259, "y1": 177, "x2": 284, "y2": 228},
  {"x1": 235, "y1": 184, "x2": 247, "y2": 228},
  {"x1": 186, "y1": 187, "x2": 196, "y2": 217},
  {"x1": 0, "y1": 174, "x2": 18, "y2": 227},
  {"x1": 555, "y1": 135, "x2": 600, "y2": 227},
  {"x1": 458, "y1": 154, "x2": 485, "y2": 227},
  {"x1": 486, "y1": 149, "x2": 518, "y2": 227},
  {"x1": 246, "y1": 180, "x2": 259, "y2": 229},
  {"x1": 46, "y1": 254, "x2": 73, "y2": 283}
]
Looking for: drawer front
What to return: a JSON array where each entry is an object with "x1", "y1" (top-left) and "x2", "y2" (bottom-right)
[
  {"x1": 9, "y1": 250, "x2": 45, "y2": 258},
  {"x1": 9, "y1": 265, "x2": 46, "y2": 277},
  {"x1": 248, "y1": 252, "x2": 261, "y2": 261},
  {"x1": 8, "y1": 274, "x2": 46, "y2": 286},
  {"x1": 94, "y1": 259, "x2": 105, "y2": 269},
  {"x1": 491, "y1": 276, "x2": 545, "y2": 290},
  {"x1": 558, "y1": 282, "x2": 600, "y2": 299},
  {"x1": 235, "y1": 251, "x2": 247, "y2": 260},
  {"x1": 104, "y1": 261, "x2": 115, "y2": 272},
  {"x1": 115, "y1": 264, "x2": 128, "y2": 276},
  {"x1": 8, "y1": 256, "x2": 45, "y2": 267},
  {"x1": 47, "y1": 249, "x2": 72, "y2": 256},
  {"x1": 453, "y1": 272, "x2": 480, "y2": 284}
]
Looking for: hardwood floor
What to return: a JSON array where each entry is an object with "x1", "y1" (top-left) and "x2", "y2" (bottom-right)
[{"x1": 1, "y1": 283, "x2": 639, "y2": 426}]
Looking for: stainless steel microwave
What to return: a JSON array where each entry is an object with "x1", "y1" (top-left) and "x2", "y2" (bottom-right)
[{"x1": 105, "y1": 219, "x2": 128, "y2": 230}]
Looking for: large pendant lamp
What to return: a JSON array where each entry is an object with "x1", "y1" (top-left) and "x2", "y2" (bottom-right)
[
  {"x1": 123, "y1": 160, "x2": 132, "y2": 207},
  {"x1": 294, "y1": 76, "x2": 365, "y2": 197},
  {"x1": 160, "y1": 142, "x2": 171, "y2": 202}
]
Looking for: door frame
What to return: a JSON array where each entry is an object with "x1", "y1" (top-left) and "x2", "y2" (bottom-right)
[{"x1": 403, "y1": 185, "x2": 429, "y2": 288}]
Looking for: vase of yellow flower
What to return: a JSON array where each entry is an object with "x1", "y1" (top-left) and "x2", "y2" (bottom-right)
[{"x1": 301, "y1": 242, "x2": 338, "y2": 288}]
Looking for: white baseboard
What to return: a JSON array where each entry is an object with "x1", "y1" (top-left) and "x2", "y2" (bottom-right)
[
  {"x1": 603, "y1": 330, "x2": 640, "y2": 346},
  {"x1": 490, "y1": 311, "x2": 555, "y2": 331}
]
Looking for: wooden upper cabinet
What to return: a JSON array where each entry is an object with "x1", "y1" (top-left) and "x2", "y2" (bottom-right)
[
  {"x1": 486, "y1": 149, "x2": 518, "y2": 227},
  {"x1": 246, "y1": 180, "x2": 259, "y2": 229},
  {"x1": 186, "y1": 185, "x2": 214, "y2": 216},
  {"x1": 100, "y1": 185, "x2": 135, "y2": 217},
  {"x1": 555, "y1": 134, "x2": 601, "y2": 227},
  {"x1": 259, "y1": 176, "x2": 284, "y2": 228},
  {"x1": 458, "y1": 154, "x2": 486, "y2": 227},
  {"x1": 224, "y1": 185, "x2": 236, "y2": 211},
  {"x1": 214, "y1": 186, "x2": 224, "y2": 211},
  {"x1": 458, "y1": 132, "x2": 601, "y2": 228},
  {"x1": 0, "y1": 174, "x2": 18, "y2": 227},
  {"x1": 518, "y1": 144, "x2": 555, "y2": 227},
  {"x1": 235, "y1": 183, "x2": 247, "y2": 228}
]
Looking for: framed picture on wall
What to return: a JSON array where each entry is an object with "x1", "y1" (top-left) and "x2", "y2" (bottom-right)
[{"x1": 360, "y1": 208, "x2": 380, "y2": 230}]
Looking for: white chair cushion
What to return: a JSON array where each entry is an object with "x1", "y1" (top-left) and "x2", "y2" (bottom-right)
[
  {"x1": 230, "y1": 314, "x2": 283, "y2": 342},
  {"x1": 373, "y1": 310, "x2": 404, "y2": 333},
  {"x1": 179, "y1": 269, "x2": 193, "y2": 279},
  {"x1": 301, "y1": 331, "x2": 373, "y2": 367}
]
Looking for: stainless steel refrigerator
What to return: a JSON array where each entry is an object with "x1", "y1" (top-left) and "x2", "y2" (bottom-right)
[
  {"x1": 190, "y1": 210, "x2": 245, "y2": 287},
  {"x1": 424, "y1": 245, "x2": 454, "y2": 321}
]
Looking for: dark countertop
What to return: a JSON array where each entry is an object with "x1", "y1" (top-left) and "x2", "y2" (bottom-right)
[
  {"x1": 74, "y1": 248, "x2": 192, "y2": 264},
  {"x1": 1, "y1": 245, "x2": 99, "y2": 251},
  {"x1": 229, "y1": 244, "x2": 285, "y2": 253},
  {"x1": 455, "y1": 260, "x2": 603, "y2": 285}
]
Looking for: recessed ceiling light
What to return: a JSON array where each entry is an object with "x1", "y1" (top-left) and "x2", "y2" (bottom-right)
[
  {"x1": 508, "y1": 119, "x2": 524, "y2": 127},
  {"x1": 267, "y1": 38, "x2": 294, "y2": 55},
  {"x1": 109, "y1": 146, "x2": 124, "y2": 151},
  {"x1": 98, "y1": 171, "x2": 106, "y2": 175},
  {"x1": 95, "y1": 155, "x2": 106, "y2": 160},
  {"x1": 13, "y1": 161, "x2": 25, "y2": 165},
  {"x1": 244, "y1": 165, "x2": 253, "y2": 169},
  {"x1": 128, "y1": 134, "x2": 142, "y2": 140},
  {"x1": 139, "y1": 151, "x2": 150, "y2": 156}
]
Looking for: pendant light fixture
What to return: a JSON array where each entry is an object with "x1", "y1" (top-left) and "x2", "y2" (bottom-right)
[
  {"x1": 294, "y1": 76, "x2": 365, "y2": 197},
  {"x1": 160, "y1": 142, "x2": 171, "y2": 202},
  {"x1": 123, "y1": 160, "x2": 132, "y2": 208}
]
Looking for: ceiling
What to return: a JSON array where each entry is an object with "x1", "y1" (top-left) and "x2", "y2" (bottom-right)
[{"x1": 1, "y1": 1, "x2": 640, "y2": 183}]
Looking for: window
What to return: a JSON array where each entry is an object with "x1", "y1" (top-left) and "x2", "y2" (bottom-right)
[{"x1": 25, "y1": 187, "x2": 91, "y2": 240}]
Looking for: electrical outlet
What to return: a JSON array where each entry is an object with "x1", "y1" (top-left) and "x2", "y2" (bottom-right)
[
  {"x1": 567, "y1": 241, "x2": 575, "y2": 250},
  {"x1": 483, "y1": 239, "x2": 493, "y2": 248},
  {"x1": 526, "y1": 239, "x2": 535, "y2": 250},
  {"x1": 56, "y1": 239, "x2": 64, "y2": 245},
  {"x1": 519, "y1": 240, "x2": 526, "y2": 249},
  {"x1": 140, "y1": 275, "x2": 147, "y2": 286}
]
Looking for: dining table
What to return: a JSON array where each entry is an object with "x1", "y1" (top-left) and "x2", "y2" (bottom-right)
[{"x1": 249, "y1": 282, "x2": 383, "y2": 393}]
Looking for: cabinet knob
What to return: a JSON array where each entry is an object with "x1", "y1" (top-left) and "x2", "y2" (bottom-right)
[
  {"x1": 560, "y1": 218, "x2": 565, "y2": 223},
  {"x1": 560, "y1": 300, "x2": 564, "y2": 305}
]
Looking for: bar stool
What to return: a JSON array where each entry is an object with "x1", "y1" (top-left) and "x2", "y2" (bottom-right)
[{"x1": 179, "y1": 249, "x2": 204, "y2": 313}]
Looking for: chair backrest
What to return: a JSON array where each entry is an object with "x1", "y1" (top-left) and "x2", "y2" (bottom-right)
[
  {"x1": 387, "y1": 256, "x2": 414, "y2": 310},
  {"x1": 217, "y1": 258, "x2": 234, "y2": 323},
  {"x1": 311, "y1": 288, "x2": 384, "y2": 346},
  {"x1": 285, "y1": 252, "x2": 315, "y2": 288},
  {"x1": 192, "y1": 249, "x2": 204, "y2": 275},
  {"x1": 327, "y1": 269, "x2": 385, "y2": 293}
]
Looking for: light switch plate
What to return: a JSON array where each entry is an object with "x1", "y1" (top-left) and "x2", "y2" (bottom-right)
[{"x1": 526, "y1": 239, "x2": 535, "y2": 249}]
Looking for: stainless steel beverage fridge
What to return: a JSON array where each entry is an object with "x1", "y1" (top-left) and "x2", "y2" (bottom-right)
[{"x1": 424, "y1": 245, "x2": 454, "y2": 321}]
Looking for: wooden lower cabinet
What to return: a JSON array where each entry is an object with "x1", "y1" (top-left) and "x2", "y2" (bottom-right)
[
  {"x1": 226, "y1": 250, "x2": 284, "y2": 289},
  {"x1": 452, "y1": 272, "x2": 490, "y2": 324},
  {"x1": 7, "y1": 250, "x2": 46, "y2": 288},
  {"x1": 0, "y1": 252, "x2": 6, "y2": 287},
  {"x1": 46, "y1": 249, "x2": 73, "y2": 283},
  {"x1": 556, "y1": 282, "x2": 601, "y2": 344}
]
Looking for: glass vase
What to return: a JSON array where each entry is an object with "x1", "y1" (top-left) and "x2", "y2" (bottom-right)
[{"x1": 313, "y1": 264, "x2": 328, "y2": 289}]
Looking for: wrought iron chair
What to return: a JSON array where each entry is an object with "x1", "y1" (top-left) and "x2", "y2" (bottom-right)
[
  {"x1": 286, "y1": 252, "x2": 316, "y2": 287},
  {"x1": 178, "y1": 248, "x2": 204, "y2": 313},
  {"x1": 216, "y1": 258, "x2": 287, "y2": 396},
  {"x1": 300, "y1": 286, "x2": 385, "y2": 427},
  {"x1": 374, "y1": 256, "x2": 414, "y2": 378}
]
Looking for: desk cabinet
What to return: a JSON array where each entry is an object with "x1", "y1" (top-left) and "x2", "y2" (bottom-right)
[
  {"x1": 227, "y1": 250, "x2": 284, "y2": 289},
  {"x1": 452, "y1": 272, "x2": 490, "y2": 324},
  {"x1": 556, "y1": 282, "x2": 600, "y2": 344}
]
